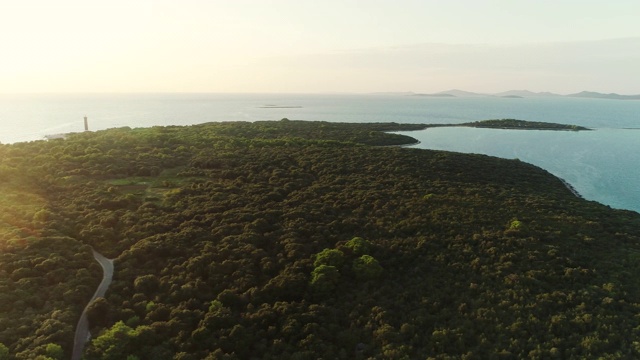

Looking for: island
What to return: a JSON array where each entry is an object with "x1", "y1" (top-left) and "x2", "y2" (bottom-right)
[
  {"x1": 567, "y1": 91, "x2": 640, "y2": 100},
  {"x1": 258, "y1": 105, "x2": 303, "y2": 108},
  {"x1": 1, "y1": 120, "x2": 638, "y2": 359},
  {"x1": 403, "y1": 89, "x2": 640, "y2": 100},
  {"x1": 458, "y1": 119, "x2": 591, "y2": 131},
  {"x1": 412, "y1": 93, "x2": 456, "y2": 97},
  {"x1": 412, "y1": 119, "x2": 591, "y2": 131}
]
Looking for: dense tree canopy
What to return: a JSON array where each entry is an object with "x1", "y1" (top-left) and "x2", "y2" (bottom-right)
[
  {"x1": 1, "y1": 120, "x2": 639, "y2": 359},
  {"x1": 460, "y1": 119, "x2": 591, "y2": 131}
]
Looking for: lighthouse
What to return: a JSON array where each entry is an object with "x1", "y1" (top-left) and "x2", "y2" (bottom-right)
[{"x1": 84, "y1": 116, "x2": 88, "y2": 131}]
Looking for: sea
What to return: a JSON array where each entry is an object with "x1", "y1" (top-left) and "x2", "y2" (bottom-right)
[{"x1": 1, "y1": 93, "x2": 639, "y2": 213}]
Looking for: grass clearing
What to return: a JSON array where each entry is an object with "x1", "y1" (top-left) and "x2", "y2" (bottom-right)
[{"x1": 104, "y1": 167, "x2": 207, "y2": 202}]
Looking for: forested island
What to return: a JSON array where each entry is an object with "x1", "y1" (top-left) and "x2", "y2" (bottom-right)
[
  {"x1": 459, "y1": 119, "x2": 591, "y2": 131},
  {"x1": 1, "y1": 120, "x2": 640, "y2": 359},
  {"x1": 416, "y1": 119, "x2": 590, "y2": 131}
]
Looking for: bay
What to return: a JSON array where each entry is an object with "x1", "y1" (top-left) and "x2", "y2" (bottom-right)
[
  {"x1": 398, "y1": 127, "x2": 640, "y2": 214},
  {"x1": 1, "y1": 93, "x2": 639, "y2": 213}
]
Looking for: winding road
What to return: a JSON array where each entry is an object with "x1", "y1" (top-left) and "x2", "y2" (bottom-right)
[{"x1": 71, "y1": 249, "x2": 114, "y2": 360}]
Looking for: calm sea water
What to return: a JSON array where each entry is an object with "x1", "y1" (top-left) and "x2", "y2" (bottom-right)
[
  {"x1": 1, "y1": 93, "x2": 639, "y2": 213},
  {"x1": 398, "y1": 127, "x2": 640, "y2": 213}
]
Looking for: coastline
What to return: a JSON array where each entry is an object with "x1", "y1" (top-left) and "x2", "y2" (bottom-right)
[{"x1": 558, "y1": 177, "x2": 583, "y2": 199}]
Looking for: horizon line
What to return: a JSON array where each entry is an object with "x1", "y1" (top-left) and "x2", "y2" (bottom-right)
[{"x1": 2, "y1": 89, "x2": 640, "y2": 96}]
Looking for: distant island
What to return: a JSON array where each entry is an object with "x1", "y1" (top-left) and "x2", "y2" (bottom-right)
[
  {"x1": 413, "y1": 93, "x2": 455, "y2": 97},
  {"x1": 566, "y1": 91, "x2": 640, "y2": 100},
  {"x1": 421, "y1": 119, "x2": 590, "y2": 131},
  {"x1": 494, "y1": 90, "x2": 562, "y2": 98},
  {"x1": 259, "y1": 105, "x2": 303, "y2": 108},
  {"x1": 458, "y1": 119, "x2": 591, "y2": 131},
  {"x1": 408, "y1": 89, "x2": 640, "y2": 100},
  {"x1": 413, "y1": 89, "x2": 486, "y2": 97}
]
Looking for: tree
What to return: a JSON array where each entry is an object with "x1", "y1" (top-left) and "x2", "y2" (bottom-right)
[
  {"x1": 33, "y1": 208, "x2": 53, "y2": 223},
  {"x1": 86, "y1": 321, "x2": 135, "y2": 360},
  {"x1": 134, "y1": 274, "x2": 160, "y2": 295},
  {"x1": 310, "y1": 265, "x2": 340, "y2": 294},
  {"x1": 345, "y1": 237, "x2": 372, "y2": 255},
  {"x1": 508, "y1": 219, "x2": 523, "y2": 231},
  {"x1": 0, "y1": 343, "x2": 9, "y2": 360},
  {"x1": 44, "y1": 343, "x2": 64, "y2": 360},
  {"x1": 86, "y1": 297, "x2": 112, "y2": 327},
  {"x1": 352, "y1": 255, "x2": 383, "y2": 280},
  {"x1": 313, "y1": 248, "x2": 345, "y2": 267}
]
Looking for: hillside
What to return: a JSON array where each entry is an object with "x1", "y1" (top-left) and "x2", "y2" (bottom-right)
[{"x1": 1, "y1": 120, "x2": 640, "y2": 359}]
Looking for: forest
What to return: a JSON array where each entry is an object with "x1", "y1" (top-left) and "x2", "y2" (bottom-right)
[
  {"x1": 1, "y1": 119, "x2": 640, "y2": 359},
  {"x1": 459, "y1": 119, "x2": 590, "y2": 131}
]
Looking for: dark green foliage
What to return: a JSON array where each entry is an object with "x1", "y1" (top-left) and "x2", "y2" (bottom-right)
[
  {"x1": 44, "y1": 343, "x2": 63, "y2": 360},
  {"x1": 0, "y1": 343, "x2": 8, "y2": 360},
  {"x1": 313, "y1": 248, "x2": 345, "y2": 267},
  {"x1": 86, "y1": 297, "x2": 112, "y2": 328},
  {"x1": 344, "y1": 237, "x2": 373, "y2": 256},
  {"x1": 310, "y1": 265, "x2": 340, "y2": 294},
  {"x1": 352, "y1": 255, "x2": 383, "y2": 280},
  {"x1": 0, "y1": 237, "x2": 98, "y2": 360},
  {"x1": 83, "y1": 321, "x2": 137, "y2": 360},
  {"x1": 1, "y1": 120, "x2": 640, "y2": 359},
  {"x1": 461, "y1": 119, "x2": 591, "y2": 131},
  {"x1": 133, "y1": 274, "x2": 160, "y2": 295}
]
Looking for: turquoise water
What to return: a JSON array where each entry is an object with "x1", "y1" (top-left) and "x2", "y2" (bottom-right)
[
  {"x1": 1, "y1": 93, "x2": 639, "y2": 212},
  {"x1": 398, "y1": 127, "x2": 640, "y2": 213}
]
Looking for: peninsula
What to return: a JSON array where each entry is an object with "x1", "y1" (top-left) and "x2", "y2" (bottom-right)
[
  {"x1": 418, "y1": 119, "x2": 591, "y2": 131},
  {"x1": 1, "y1": 120, "x2": 638, "y2": 359},
  {"x1": 459, "y1": 119, "x2": 591, "y2": 131}
]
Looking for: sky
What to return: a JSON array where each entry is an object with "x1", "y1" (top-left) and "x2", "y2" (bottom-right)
[{"x1": 1, "y1": 0, "x2": 639, "y2": 94}]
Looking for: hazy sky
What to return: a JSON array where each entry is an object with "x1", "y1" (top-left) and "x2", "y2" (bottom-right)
[{"x1": 1, "y1": 0, "x2": 639, "y2": 94}]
